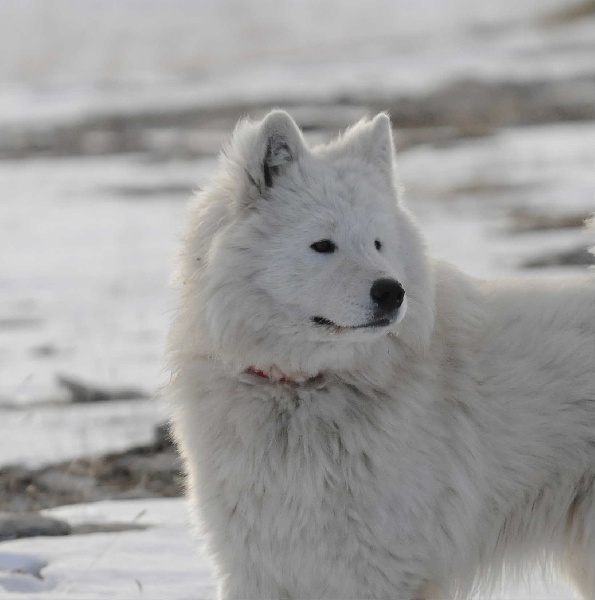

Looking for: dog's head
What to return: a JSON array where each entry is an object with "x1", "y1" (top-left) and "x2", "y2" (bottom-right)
[{"x1": 173, "y1": 111, "x2": 435, "y2": 374}]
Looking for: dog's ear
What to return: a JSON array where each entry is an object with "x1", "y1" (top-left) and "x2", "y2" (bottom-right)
[
  {"x1": 359, "y1": 113, "x2": 395, "y2": 170},
  {"x1": 246, "y1": 110, "x2": 304, "y2": 193},
  {"x1": 337, "y1": 113, "x2": 396, "y2": 181}
]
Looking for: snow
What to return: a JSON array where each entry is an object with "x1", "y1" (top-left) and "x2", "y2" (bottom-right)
[
  {"x1": 0, "y1": 0, "x2": 574, "y2": 85},
  {"x1": 0, "y1": 499, "x2": 216, "y2": 598},
  {"x1": 398, "y1": 121, "x2": 595, "y2": 277},
  {"x1": 0, "y1": 155, "x2": 207, "y2": 405},
  {"x1": 398, "y1": 122, "x2": 595, "y2": 208},
  {"x1": 1, "y1": 0, "x2": 594, "y2": 126}
]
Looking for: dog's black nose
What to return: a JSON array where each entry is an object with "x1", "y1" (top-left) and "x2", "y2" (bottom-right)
[{"x1": 370, "y1": 278, "x2": 405, "y2": 315}]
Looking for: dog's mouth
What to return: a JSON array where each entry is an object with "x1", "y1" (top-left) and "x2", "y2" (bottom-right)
[{"x1": 311, "y1": 315, "x2": 394, "y2": 331}]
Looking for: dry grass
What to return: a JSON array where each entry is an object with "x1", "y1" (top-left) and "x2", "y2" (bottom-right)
[{"x1": 0, "y1": 434, "x2": 182, "y2": 512}]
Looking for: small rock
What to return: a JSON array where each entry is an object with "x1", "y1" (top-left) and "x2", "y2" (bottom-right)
[{"x1": 57, "y1": 374, "x2": 147, "y2": 403}]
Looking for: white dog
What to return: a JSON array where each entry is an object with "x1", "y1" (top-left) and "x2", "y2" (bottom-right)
[{"x1": 167, "y1": 110, "x2": 595, "y2": 599}]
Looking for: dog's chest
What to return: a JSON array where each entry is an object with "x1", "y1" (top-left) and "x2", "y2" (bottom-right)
[{"x1": 215, "y1": 380, "x2": 437, "y2": 589}]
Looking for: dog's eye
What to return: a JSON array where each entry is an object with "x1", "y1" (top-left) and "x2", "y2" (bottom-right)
[
  {"x1": 310, "y1": 239, "x2": 336, "y2": 254},
  {"x1": 374, "y1": 240, "x2": 382, "y2": 251}
]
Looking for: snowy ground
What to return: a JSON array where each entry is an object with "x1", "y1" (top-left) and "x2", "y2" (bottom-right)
[
  {"x1": 1, "y1": 0, "x2": 594, "y2": 598},
  {"x1": 0, "y1": 499, "x2": 216, "y2": 599}
]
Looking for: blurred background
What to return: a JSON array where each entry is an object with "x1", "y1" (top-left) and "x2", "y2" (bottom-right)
[{"x1": 0, "y1": 0, "x2": 593, "y2": 595}]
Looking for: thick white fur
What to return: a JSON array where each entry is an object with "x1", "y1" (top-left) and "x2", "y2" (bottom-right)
[{"x1": 167, "y1": 111, "x2": 595, "y2": 599}]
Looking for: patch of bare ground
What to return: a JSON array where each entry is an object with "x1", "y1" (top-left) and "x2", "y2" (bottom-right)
[
  {"x1": 508, "y1": 209, "x2": 592, "y2": 233},
  {"x1": 0, "y1": 424, "x2": 182, "y2": 513},
  {"x1": 2, "y1": 74, "x2": 594, "y2": 159},
  {"x1": 523, "y1": 247, "x2": 595, "y2": 268}
]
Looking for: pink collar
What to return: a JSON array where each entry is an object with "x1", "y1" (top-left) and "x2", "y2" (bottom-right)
[{"x1": 245, "y1": 366, "x2": 319, "y2": 385}]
